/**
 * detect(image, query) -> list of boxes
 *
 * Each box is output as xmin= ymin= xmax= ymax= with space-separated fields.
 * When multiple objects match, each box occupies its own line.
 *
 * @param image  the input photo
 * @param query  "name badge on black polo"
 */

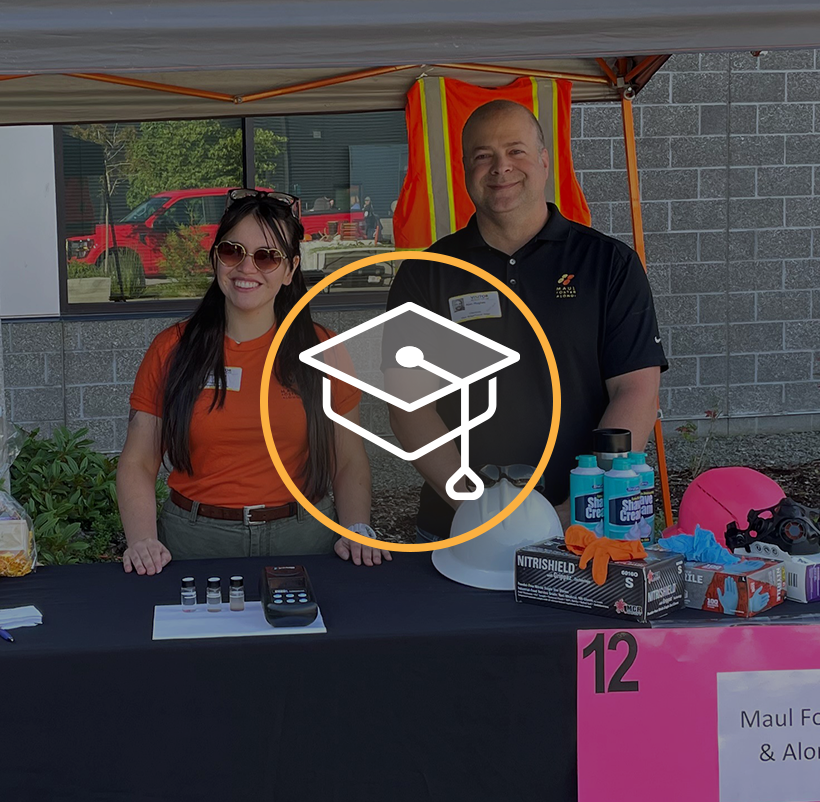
xmin=448 ymin=291 xmax=502 ymax=323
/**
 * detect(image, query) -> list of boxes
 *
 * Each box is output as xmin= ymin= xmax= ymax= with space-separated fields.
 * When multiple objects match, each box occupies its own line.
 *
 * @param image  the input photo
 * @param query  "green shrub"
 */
xmin=9 ymin=426 xmax=167 ymax=565
xmin=67 ymin=259 xmax=107 ymax=279
xmin=157 ymin=225 xmax=213 ymax=297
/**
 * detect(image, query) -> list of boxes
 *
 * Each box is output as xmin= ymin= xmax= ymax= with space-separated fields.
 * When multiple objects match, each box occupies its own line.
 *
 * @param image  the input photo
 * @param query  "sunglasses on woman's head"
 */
xmin=215 ymin=240 xmax=285 ymax=272
xmin=224 ymin=188 xmax=300 ymax=218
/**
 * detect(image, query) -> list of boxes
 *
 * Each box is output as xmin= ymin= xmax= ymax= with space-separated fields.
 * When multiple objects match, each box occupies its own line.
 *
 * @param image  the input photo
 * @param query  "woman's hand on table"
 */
xmin=123 ymin=538 xmax=172 ymax=575
xmin=335 ymin=532 xmax=393 ymax=567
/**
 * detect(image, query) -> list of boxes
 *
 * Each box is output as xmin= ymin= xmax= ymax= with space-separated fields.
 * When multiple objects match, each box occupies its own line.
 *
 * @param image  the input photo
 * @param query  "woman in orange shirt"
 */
xmin=117 ymin=190 xmax=390 ymax=574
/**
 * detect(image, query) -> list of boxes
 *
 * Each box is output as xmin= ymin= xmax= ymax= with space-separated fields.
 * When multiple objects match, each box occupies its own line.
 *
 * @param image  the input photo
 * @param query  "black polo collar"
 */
xmin=460 ymin=202 xmax=572 ymax=250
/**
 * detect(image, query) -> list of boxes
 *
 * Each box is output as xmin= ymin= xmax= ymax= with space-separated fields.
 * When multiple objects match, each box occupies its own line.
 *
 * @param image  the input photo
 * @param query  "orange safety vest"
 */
xmin=394 ymin=76 xmax=590 ymax=250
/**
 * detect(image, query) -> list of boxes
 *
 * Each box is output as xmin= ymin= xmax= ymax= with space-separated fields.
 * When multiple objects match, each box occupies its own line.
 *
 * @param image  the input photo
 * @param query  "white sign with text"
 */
xmin=718 ymin=669 xmax=820 ymax=802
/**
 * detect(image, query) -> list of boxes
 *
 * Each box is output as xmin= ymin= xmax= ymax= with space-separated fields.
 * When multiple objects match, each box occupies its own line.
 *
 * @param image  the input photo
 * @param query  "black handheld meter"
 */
xmin=260 ymin=565 xmax=318 ymax=627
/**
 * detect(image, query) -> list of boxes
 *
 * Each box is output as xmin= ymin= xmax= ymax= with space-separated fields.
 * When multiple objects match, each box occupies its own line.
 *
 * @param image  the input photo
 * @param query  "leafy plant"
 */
xmin=156 ymin=225 xmax=213 ymax=297
xmin=675 ymin=407 xmax=723 ymax=478
xmin=67 ymin=259 xmax=107 ymax=279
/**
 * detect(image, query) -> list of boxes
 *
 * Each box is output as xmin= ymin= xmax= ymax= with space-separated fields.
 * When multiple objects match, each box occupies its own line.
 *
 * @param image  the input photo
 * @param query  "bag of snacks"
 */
xmin=0 ymin=425 xmax=36 ymax=577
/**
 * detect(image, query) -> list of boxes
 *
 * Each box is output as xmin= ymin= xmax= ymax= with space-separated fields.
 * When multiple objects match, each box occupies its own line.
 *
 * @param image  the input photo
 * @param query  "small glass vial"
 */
xmin=181 ymin=576 xmax=197 ymax=612
xmin=229 ymin=576 xmax=245 ymax=611
xmin=206 ymin=577 xmax=222 ymax=612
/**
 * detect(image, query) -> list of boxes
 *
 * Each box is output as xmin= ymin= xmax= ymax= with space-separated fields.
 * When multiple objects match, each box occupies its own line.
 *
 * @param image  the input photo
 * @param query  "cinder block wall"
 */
xmin=2 ymin=49 xmax=819 ymax=451
xmin=572 ymin=49 xmax=820 ymax=436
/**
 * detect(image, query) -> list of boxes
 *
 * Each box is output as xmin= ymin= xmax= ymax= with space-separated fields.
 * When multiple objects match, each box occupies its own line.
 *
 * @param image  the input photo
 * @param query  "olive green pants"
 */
xmin=157 ymin=496 xmax=339 ymax=559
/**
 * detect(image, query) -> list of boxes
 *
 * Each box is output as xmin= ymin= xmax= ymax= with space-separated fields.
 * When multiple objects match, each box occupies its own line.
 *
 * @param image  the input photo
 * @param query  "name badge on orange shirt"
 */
xmin=203 ymin=367 xmax=242 ymax=392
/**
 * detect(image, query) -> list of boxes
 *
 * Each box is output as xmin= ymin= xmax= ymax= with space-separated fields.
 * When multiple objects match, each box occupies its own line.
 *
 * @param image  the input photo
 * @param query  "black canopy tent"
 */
xmin=1 ymin=0 xmax=819 ymax=528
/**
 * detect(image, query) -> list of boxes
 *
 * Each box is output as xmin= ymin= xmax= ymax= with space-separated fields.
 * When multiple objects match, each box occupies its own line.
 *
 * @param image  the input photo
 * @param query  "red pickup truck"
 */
xmin=66 ymin=187 xmax=365 ymax=280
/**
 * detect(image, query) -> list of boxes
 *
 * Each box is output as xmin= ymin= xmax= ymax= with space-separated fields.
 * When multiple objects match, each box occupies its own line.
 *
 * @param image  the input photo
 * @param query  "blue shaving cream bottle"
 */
xmin=603 ymin=457 xmax=642 ymax=539
xmin=629 ymin=451 xmax=656 ymax=543
xmin=570 ymin=455 xmax=604 ymax=531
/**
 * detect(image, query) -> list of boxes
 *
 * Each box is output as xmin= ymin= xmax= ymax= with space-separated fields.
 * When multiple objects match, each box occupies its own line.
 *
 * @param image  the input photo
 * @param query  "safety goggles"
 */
xmin=466 ymin=464 xmax=545 ymax=492
xmin=224 ymin=188 xmax=300 ymax=218
xmin=215 ymin=241 xmax=286 ymax=272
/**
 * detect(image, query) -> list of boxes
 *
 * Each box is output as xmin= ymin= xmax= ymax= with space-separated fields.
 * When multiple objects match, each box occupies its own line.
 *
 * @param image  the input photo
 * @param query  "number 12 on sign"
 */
xmin=581 ymin=631 xmax=640 ymax=693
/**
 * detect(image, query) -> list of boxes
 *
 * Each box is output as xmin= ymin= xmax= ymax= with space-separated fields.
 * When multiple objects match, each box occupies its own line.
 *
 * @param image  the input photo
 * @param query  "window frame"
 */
xmin=55 ymin=116 xmax=396 ymax=317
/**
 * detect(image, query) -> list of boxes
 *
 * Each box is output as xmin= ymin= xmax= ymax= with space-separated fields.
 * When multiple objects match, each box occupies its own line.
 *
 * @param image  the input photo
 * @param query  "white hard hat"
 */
xmin=432 ymin=479 xmax=562 ymax=590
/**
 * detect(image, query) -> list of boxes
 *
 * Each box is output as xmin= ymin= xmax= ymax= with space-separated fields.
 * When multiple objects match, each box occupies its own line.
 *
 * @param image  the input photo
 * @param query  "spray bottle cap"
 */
xmin=611 ymin=457 xmax=632 ymax=471
xmin=576 ymin=455 xmax=598 ymax=468
xmin=629 ymin=452 xmax=647 ymax=464
xmin=592 ymin=428 xmax=632 ymax=454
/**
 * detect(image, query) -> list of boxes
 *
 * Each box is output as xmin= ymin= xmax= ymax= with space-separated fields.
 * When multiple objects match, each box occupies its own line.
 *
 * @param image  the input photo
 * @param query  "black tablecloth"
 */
xmin=0 ymin=554 xmax=811 ymax=802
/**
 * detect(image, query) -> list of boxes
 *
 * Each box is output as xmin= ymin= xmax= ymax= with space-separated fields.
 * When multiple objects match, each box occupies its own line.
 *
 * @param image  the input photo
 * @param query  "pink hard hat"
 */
xmin=662 ymin=467 xmax=785 ymax=547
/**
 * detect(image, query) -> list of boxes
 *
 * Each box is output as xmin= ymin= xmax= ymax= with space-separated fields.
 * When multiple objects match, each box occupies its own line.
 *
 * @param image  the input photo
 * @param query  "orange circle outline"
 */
xmin=260 ymin=251 xmax=561 ymax=552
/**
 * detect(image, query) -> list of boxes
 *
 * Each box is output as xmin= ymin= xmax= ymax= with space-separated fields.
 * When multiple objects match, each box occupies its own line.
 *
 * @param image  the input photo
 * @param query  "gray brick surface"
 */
xmin=640 ymin=169 xmax=698 ymax=201
xmin=730 ymin=52 xmax=760 ymax=71
xmin=671 ymin=325 xmax=726 ymax=357
xmin=729 ymin=322 xmax=784 ymax=353
xmin=758 ymin=352 xmax=812 ymax=382
xmin=727 ymin=385 xmax=784 ymax=415
xmin=757 ymin=166 xmax=813 ymax=197
xmin=756 ymin=290 xmax=812 ymax=321
xmin=645 ymin=232 xmax=699 ymax=264
xmin=82 ymin=384 xmax=133 ymax=418
xmin=642 ymin=106 xmax=699 ymax=137
xmin=660 ymin=356 xmax=697 ymax=388
xmin=79 ymin=320 xmax=145 ymax=351
xmin=671 ymin=200 xmax=727 ymax=231
xmin=66 ymin=418 xmax=116 ymax=453
xmin=673 ymin=73 xmax=728 ymax=104
xmin=45 ymin=353 xmax=64 ymax=385
xmin=668 ymin=386 xmax=729 ymax=417
xmin=632 ymin=137 xmax=671 ymax=169
xmin=571 ymin=138 xmax=611 ymax=171
xmin=758 ymin=50 xmax=815 ymax=70
xmin=8 ymin=322 xmax=62 ymax=353
xmin=646 ymin=264 xmax=670 ymax=295
xmin=784 ymin=259 xmax=820 ymax=290
xmin=582 ymin=106 xmax=621 ymax=138
xmin=699 ymin=168 xmax=727 ymax=199
xmin=731 ymin=168 xmax=757 ymax=198
xmin=701 ymin=231 xmax=757 ymax=262
xmin=786 ymin=135 xmax=820 ymax=165
xmin=586 ymin=203 xmax=611 ymax=234
xmin=13 ymin=388 xmax=63 ymax=421
xmin=758 ymin=104 xmax=814 ymax=135
xmin=143 ymin=316 xmax=181 ymax=345
xmin=699 ymin=106 xmax=727 ymax=136
xmin=64 ymin=351 xmax=115 ymax=385
xmin=579 ymin=170 xmax=628 ymax=203
xmin=699 ymin=293 xmax=756 ymax=324
xmin=785 ymin=321 xmax=820 ymax=350
xmin=666 ymin=54 xmax=700 ymax=72
xmin=65 ymin=387 xmax=81 ymax=419
xmin=114 ymin=350 xmax=145 ymax=386
xmin=729 ymin=198 xmax=784 ymax=229
xmin=731 ymin=72 xmax=786 ymax=103
xmin=786 ymin=72 xmax=820 ymax=102
xmin=700 ymin=53 xmax=730 ymax=71
xmin=672 ymin=137 xmax=728 ymax=168
xmin=3 ymin=354 xmax=46 ymax=387
xmin=655 ymin=294 xmax=698 ymax=327
xmin=611 ymin=201 xmax=668 ymax=234
xmin=672 ymin=263 xmax=727 ymax=295
xmin=635 ymin=73 xmax=671 ymax=104
xmin=699 ymin=354 xmax=756 ymax=385
xmin=730 ymin=136 xmax=785 ymax=167
xmin=784 ymin=382 xmax=820 ymax=413
xmin=786 ymin=197 xmax=820 ymax=228
xmin=756 ymin=228 xmax=813 ymax=260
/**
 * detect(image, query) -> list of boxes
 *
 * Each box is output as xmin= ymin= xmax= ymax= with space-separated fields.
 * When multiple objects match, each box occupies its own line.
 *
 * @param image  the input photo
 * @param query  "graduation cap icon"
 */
xmin=299 ymin=302 xmax=519 ymax=500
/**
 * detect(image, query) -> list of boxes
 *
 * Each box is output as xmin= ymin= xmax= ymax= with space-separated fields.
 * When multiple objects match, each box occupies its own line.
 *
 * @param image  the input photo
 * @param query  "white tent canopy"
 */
xmin=1 ymin=0 xmax=819 ymax=123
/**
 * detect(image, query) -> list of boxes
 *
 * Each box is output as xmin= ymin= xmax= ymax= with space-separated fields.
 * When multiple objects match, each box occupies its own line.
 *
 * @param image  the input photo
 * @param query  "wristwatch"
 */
xmin=347 ymin=522 xmax=378 ymax=541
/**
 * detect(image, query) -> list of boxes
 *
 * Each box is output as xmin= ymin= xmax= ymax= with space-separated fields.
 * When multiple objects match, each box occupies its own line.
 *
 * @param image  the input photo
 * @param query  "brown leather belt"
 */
xmin=170 ymin=489 xmax=297 ymax=525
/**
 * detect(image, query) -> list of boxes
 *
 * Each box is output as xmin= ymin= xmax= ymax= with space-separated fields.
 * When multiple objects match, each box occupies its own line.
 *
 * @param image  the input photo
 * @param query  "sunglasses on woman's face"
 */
xmin=215 ymin=240 xmax=285 ymax=272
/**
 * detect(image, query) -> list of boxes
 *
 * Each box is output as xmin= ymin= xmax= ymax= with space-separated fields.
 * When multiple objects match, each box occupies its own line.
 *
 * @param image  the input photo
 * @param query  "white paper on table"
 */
xmin=0 ymin=605 xmax=43 ymax=630
xmin=152 ymin=601 xmax=326 ymax=640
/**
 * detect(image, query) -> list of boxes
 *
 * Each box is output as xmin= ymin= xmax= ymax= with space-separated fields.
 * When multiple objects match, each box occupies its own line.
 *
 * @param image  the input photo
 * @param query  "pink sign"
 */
xmin=577 ymin=625 xmax=820 ymax=802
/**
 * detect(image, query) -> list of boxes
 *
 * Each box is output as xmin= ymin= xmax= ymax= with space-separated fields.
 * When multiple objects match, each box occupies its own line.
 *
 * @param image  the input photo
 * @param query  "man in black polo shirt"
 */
xmin=384 ymin=99 xmax=667 ymax=541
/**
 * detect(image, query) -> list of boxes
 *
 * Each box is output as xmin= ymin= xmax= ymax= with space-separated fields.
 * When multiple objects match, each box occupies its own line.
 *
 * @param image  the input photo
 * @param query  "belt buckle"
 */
xmin=243 ymin=504 xmax=265 ymax=526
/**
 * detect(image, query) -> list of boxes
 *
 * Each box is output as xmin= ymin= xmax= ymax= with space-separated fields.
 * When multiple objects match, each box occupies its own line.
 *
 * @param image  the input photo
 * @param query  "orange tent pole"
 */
xmin=620 ymin=89 xmax=674 ymax=529
xmin=66 ymin=73 xmax=235 ymax=102
xmin=595 ymin=58 xmax=618 ymax=86
xmin=0 ymin=74 xmax=32 ymax=82
xmin=437 ymin=62 xmax=610 ymax=85
xmin=240 ymin=64 xmax=418 ymax=103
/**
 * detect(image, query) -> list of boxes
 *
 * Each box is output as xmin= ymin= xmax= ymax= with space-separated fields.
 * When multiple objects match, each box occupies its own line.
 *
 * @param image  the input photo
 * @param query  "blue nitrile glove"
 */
xmin=723 ymin=559 xmax=766 ymax=574
xmin=717 ymin=577 xmax=739 ymax=615
xmin=657 ymin=534 xmax=695 ymax=557
xmin=749 ymin=586 xmax=771 ymax=613
xmin=693 ymin=525 xmax=741 ymax=565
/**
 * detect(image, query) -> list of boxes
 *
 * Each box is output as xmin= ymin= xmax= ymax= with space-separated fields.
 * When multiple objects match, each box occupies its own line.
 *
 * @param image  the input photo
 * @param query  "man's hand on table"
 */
xmin=123 ymin=538 xmax=172 ymax=575
xmin=334 ymin=536 xmax=393 ymax=567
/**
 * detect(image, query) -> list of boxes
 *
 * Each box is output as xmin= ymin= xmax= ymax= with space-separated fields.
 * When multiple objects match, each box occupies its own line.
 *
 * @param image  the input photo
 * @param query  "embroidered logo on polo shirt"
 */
xmin=555 ymin=274 xmax=577 ymax=299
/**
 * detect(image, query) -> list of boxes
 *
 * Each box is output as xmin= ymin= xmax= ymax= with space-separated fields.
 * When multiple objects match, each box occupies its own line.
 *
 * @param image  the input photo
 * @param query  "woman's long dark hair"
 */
xmin=160 ymin=196 xmax=335 ymax=501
